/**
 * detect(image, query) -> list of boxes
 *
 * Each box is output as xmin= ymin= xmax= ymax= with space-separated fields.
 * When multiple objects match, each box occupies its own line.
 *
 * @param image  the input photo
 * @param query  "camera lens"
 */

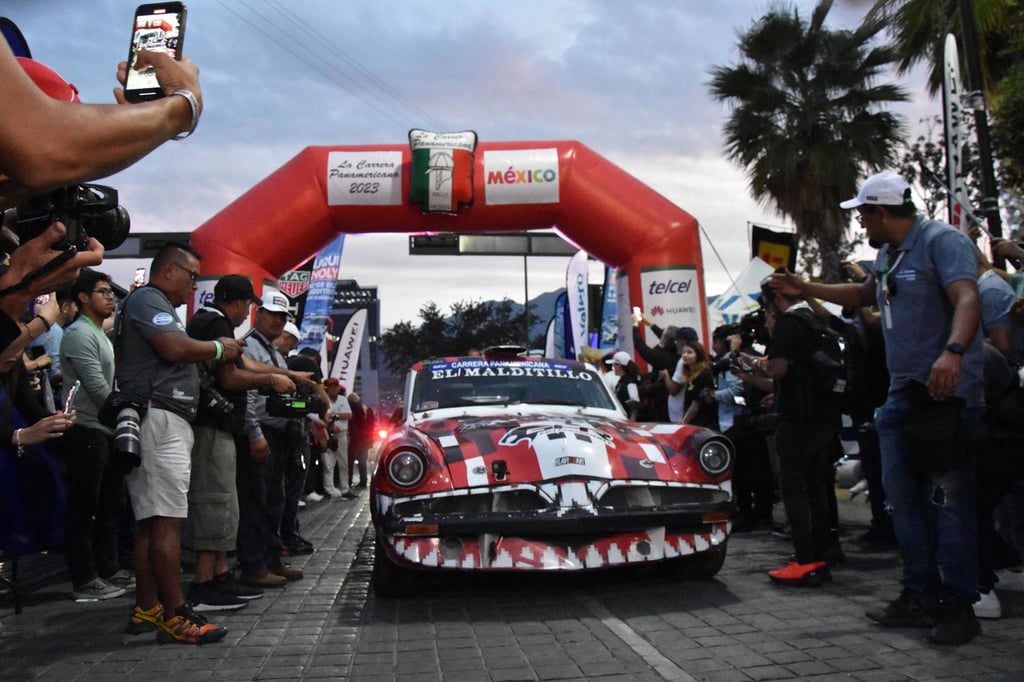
xmin=114 ymin=407 xmax=142 ymax=457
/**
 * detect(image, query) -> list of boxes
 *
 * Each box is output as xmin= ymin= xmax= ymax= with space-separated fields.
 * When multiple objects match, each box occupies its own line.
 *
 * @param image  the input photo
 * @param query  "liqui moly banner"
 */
xmin=298 ymin=235 xmax=345 ymax=351
xmin=639 ymin=265 xmax=703 ymax=342
xmin=330 ymin=309 xmax=367 ymax=392
xmin=599 ymin=265 xmax=619 ymax=351
xmin=566 ymin=250 xmax=589 ymax=360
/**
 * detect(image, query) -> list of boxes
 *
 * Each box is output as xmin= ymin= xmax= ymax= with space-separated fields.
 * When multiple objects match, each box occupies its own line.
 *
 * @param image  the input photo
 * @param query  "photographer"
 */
xmin=115 ymin=242 xmax=241 ymax=645
xmin=237 ymin=293 xmax=307 ymax=589
xmin=0 ymin=43 xmax=203 ymax=360
xmin=184 ymin=276 xmax=296 ymax=613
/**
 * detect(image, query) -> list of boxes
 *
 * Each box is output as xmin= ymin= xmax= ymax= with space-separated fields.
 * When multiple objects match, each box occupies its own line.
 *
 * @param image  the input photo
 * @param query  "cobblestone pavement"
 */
xmin=2 ymin=490 xmax=1023 ymax=681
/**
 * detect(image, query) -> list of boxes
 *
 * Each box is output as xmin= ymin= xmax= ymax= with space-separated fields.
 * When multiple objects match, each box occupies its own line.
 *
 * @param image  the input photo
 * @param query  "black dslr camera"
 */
xmin=12 ymin=183 xmax=130 ymax=252
xmin=267 ymin=391 xmax=322 ymax=419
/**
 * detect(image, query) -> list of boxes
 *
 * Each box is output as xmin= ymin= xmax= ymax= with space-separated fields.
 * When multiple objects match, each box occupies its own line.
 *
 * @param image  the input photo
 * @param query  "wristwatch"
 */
xmin=944 ymin=342 xmax=965 ymax=356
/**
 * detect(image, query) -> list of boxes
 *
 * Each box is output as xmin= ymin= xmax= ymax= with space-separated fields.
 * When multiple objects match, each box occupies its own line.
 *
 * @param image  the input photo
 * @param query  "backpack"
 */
xmin=784 ymin=307 xmax=868 ymax=415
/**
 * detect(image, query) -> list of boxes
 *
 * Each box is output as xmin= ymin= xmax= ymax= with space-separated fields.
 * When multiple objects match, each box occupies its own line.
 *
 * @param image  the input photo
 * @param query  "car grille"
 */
xmin=391 ymin=482 xmax=729 ymax=517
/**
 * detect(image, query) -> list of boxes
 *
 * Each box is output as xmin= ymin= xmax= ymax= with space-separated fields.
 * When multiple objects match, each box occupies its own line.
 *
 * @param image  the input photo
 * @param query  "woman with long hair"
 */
xmin=676 ymin=340 xmax=719 ymax=430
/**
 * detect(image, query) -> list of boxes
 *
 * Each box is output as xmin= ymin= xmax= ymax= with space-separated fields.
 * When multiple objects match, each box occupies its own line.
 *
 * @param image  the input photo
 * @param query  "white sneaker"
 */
xmin=71 ymin=577 xmax=126 ymax=601
xmin=995 ymin=568 xmax=1024 ymax=591
xmin=298 ymin=499 xmax=307 ymax=508
xmin=973 ymin=589 xmax=1002 ymax=619
xmin=324 ymin=488 xmax=343 ymax=498
xmin=305 ymin=491 xmax=325 ymax=502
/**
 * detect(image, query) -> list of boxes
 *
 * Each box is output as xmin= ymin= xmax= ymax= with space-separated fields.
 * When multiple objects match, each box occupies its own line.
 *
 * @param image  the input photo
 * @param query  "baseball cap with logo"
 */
xmin=839 ymin=170 xmax=912 ymax=209
xmin=259 ymin=291 xmax=290 ymax=314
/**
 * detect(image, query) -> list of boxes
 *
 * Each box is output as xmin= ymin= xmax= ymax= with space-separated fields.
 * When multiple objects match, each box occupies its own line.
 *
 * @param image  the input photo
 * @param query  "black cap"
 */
xmin=674 ymin=326 xmax=698 ymax=342
xmin=214 ymin=275 xmax=261 ymax=304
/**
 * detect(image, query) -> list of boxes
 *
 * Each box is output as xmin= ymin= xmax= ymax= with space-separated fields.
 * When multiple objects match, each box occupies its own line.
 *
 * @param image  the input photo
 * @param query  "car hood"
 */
xmin=412 ymin=412 xmax=698 ymax=486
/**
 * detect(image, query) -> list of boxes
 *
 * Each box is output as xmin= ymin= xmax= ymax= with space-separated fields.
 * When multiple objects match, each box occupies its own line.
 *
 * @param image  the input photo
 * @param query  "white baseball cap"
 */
xmin=839 ymin=170 xmax=912 ymax=209
xmin=605 ymin=350 xmax=632 ymax=366
xmin=282 ymin=321 xmax=301 ymax=341
xmin=259 ymin=291 xmax=290 ymax=314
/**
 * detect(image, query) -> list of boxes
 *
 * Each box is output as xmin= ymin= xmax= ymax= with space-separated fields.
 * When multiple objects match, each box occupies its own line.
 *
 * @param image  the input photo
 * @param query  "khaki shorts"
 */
xmin=126 ymin=408 xmax=194 ymax=520
xmin=188 ymin=425 xmax=239 ymax=551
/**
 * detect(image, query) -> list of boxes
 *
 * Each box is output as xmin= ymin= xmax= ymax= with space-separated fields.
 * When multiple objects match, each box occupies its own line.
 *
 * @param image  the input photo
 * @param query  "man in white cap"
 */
xmin=769 ymin=170 xmax=984 ymax=645
xmin=236 ymin=292 xmax=305 ymax=588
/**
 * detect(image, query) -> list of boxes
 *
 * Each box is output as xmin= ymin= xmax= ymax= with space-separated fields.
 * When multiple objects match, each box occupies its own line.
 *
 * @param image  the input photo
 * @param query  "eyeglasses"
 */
xmin=92 ymin=288 xmax=115 ymax=298
xmin=855 ymin=206 xmax=877 ymax=225
xmin=171 ymin=262 xmax=200 ymax=284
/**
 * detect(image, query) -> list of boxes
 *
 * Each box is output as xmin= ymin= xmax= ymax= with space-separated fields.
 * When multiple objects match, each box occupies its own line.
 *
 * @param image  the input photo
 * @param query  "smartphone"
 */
xmin=133 ymin=267 xmax=147 ymax=286
xmin=124 ymin=3 xmax=187 ymax=103
xmin=65 ymin=380 xmax=82 ymax=412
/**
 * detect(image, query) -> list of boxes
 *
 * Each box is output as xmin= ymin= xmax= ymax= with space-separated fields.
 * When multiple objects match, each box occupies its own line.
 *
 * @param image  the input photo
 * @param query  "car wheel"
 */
xmin=664 ymin=541 xmax=727 ymax=580
xmin=372 ymin=535 xmax=419 ymax=597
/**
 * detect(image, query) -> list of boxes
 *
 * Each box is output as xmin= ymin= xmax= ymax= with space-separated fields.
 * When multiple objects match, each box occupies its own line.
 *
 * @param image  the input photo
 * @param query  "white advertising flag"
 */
xmin=566 ymin=250 xmax=589 ymax=359
xmin=330 ymin=309 xmax=368 ymax=392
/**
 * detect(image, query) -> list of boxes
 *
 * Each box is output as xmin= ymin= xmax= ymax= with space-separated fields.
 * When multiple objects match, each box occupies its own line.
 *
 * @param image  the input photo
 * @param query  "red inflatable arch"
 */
xmin=191 ymin=140 xmax=708 ymax=349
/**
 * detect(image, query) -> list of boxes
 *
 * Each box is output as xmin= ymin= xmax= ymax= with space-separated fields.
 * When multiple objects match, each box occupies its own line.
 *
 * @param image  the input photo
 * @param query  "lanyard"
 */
xmin=879 ymin=249 xmax=905 ymax=330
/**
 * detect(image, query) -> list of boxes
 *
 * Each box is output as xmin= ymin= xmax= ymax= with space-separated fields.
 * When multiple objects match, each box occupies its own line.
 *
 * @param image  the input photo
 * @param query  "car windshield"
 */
xmin=411 ymin=358 xmax=618 ymax=412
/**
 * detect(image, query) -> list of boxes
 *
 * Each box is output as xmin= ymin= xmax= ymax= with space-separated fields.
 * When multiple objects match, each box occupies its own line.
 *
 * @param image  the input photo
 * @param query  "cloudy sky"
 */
xmin=6 ymin=0 xmax=931 ymax=329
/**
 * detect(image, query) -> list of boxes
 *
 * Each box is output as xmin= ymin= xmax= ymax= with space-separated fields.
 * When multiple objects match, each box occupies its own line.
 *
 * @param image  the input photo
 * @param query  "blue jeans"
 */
xmin=875 ymin=389 xmax=980 ymax=599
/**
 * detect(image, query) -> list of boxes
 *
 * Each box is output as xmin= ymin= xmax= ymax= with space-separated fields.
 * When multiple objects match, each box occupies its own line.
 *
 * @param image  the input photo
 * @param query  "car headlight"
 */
xmin=698 ymin=437 xmax=733 ymax=476
xmin=386 ymin=448 xmax=427 ymax=488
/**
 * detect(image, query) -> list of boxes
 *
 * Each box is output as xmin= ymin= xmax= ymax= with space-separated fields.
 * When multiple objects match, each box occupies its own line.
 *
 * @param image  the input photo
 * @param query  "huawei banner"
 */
xmin=330 ymin=308 xmax=368 ymax=392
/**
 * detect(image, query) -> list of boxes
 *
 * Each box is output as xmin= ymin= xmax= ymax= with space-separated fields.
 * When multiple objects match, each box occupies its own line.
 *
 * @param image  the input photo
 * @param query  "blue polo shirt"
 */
xmin=873 ymin=215 xmax=984 ymax=407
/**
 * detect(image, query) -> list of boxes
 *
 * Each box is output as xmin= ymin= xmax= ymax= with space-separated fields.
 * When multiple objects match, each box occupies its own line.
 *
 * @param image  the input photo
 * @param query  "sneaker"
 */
xmin=186 ymin=581 xmax=248 ymax=613
xmin=298 ymin=499 xmax=307 ymax=508
xmin=324 ymin=488 xmax=343 ymax=498
xmin=215 ymin=572 xmax=263 ymax=601
xmin=768 ymin=560 xmax=829 ymax=587
xmin=995 ymin=567 xmax=1024 ymax=591
xmin=305 ymin=491 xmax=325 ymax=502
xmin=106 ymin=569 xmax=136 ymax=590
xmin=341 ymin=490 xmax=359 ymax=499
xmin=866 ymin=589 xmax=937 ymax=627
xmin=71 ymin=577 xmax=126 ymax=601
xmin=771 ymin=523 xmax=791 ymax=540
xmin=928 ymin=590 xmax=982 ymax=645
xmin=973 ymin=589 xmax=1002 ymax=620
xmin=157 ymin=604 xmax=228 ymax=645
xmin=125 ymin=602 xmax=164 ymax=634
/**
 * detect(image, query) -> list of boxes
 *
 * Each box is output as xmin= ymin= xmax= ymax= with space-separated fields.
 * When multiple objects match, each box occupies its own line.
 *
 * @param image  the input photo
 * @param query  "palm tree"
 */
xmin=708 ymin=0 xmax=908 ymax=282
xmin=864 ymin=0 xmax=1015 ymax=96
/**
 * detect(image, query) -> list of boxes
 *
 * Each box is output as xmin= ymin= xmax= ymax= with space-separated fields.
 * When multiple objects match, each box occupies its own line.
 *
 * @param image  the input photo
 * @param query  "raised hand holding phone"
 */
xmin=124 ymin=3 xmax=187 ymax=103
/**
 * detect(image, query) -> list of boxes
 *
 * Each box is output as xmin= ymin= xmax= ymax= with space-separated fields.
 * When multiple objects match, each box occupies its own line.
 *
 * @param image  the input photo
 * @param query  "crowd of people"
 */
xmin=599 ymin=171 xmax=1024 ymax=647
xmin=0 ymin=37 xmax=385 ymax=645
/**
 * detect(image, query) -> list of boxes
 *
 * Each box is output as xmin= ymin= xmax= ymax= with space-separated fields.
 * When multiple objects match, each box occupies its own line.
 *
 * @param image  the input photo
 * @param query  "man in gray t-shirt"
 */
xmin=114 ymin=242 xmax=242 ymax=644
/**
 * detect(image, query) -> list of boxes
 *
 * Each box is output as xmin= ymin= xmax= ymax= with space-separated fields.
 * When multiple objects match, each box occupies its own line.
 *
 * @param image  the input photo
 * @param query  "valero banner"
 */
xmin=751 ymin=225 xmax=797 ymax=272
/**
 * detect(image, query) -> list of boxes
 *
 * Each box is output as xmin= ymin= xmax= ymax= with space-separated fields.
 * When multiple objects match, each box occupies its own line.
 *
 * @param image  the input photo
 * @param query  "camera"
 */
xmin=12 ymin=183 xmax=130 ymax=252
xmin=114 ymin=406 xmax=142 ymax=465
xmin=267 ymin=391 xmax=322 ymax=419
xmin=199 ymin=370 xmax=236 ymax=419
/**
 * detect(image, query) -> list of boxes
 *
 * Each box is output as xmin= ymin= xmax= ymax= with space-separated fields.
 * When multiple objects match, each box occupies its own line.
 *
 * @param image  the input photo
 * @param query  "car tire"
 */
xmin=372 ymin=535 xmax=419 ymax=597
xmin=663 ymin=541 xmax=727 ymax=580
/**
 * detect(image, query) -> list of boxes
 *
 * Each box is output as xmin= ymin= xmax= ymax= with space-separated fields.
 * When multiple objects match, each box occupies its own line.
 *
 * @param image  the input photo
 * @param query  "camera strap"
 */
xmin=250 ymin=330 xmax=282 ymax=368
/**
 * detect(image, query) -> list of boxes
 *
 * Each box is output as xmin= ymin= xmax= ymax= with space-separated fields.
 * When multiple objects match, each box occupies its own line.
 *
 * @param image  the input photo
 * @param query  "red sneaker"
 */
xmin=768 ymin=560 xmax=829 ymax=586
